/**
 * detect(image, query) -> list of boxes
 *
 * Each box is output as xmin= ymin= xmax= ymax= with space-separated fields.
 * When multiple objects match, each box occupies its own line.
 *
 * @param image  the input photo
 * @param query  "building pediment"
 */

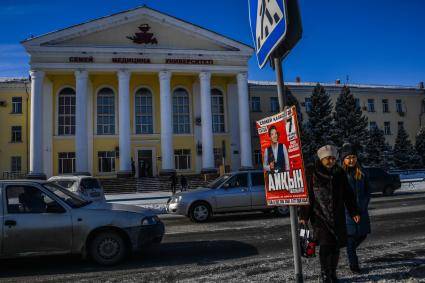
xmin=22 ymin=6 xmax=253 ymax=56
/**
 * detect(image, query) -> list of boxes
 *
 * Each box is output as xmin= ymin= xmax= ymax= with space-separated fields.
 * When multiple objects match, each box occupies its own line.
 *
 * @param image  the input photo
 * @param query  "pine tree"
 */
xmin=393 ymin=125 xmax=421 ymax=169
xmin=303 ymin=83 xmax=334 ymax=163
xmin=333 ymin=86 xmax=369 ymax=148
xmin=363 ymin=126 xmax=393 ymax=169
xmin=415 ymin=127 xmax=425 ymax=168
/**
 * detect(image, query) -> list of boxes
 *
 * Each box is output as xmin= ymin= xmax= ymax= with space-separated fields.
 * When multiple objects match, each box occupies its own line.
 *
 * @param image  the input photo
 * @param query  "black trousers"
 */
xmin=319 ymin=244 xmax=340 ymax=272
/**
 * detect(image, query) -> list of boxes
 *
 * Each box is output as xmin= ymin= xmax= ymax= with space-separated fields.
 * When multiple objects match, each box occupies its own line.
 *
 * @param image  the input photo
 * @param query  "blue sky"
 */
xmin=0 ymin=0 xmax=424 ymax=86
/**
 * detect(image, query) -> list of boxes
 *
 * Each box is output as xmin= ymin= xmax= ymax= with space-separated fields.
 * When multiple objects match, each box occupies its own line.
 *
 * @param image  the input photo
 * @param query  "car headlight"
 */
xmin=142 ymin=215 xmax=160 ymax=226
xmin=169 ymin=195 xmax=182 ymax=204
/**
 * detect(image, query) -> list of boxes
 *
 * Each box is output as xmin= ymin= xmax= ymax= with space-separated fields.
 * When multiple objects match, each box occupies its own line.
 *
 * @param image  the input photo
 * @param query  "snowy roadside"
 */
xmin=104 ymin=181 xmax=425 ymax=216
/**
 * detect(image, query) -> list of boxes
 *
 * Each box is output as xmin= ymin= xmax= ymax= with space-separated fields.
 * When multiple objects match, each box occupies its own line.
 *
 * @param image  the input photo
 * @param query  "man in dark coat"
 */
xmin=299 ymin=145 xmax=360 ymax=283
xmin=263 ymin=126 xmax=290 ymax=172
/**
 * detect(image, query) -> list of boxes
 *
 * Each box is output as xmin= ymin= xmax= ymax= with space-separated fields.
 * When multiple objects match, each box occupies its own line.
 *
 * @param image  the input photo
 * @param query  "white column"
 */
xmin=75 ymin=70 xmax=89 ymax=174
xmin=159 ymin=70 xmax=174 ymax=174
xmin=199 ymin=72 xmax=215 ymax=172
xmin=42 ymin=79 xmax=53 ymax=178
xmin=118 ymin=69 xmax=132 ymax=176
xmin=237 ymin=72 xmax=253 ymax=169
xmin=28 ymin=70 xmax=45 ymax=179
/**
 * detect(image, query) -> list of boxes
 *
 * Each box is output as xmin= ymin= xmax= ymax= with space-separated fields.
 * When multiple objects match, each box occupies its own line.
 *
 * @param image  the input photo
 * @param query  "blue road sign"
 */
xmin=249 ymin=0 xmax=288 ymax=69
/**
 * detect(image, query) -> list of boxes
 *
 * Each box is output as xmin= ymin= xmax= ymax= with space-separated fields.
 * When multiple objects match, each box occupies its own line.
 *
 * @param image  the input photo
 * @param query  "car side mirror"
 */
xmin=46 ymin=202 xmax=66 ymax=213
xmin=222 ymin=183 xmax=230 ymax=190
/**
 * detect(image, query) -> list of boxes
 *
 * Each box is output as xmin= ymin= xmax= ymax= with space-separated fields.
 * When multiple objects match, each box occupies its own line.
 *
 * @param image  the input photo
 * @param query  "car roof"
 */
xmin=0 ymin=179 xmax=48 ymax=185
xmin=48 ymin=175 xmax=95 ymax=181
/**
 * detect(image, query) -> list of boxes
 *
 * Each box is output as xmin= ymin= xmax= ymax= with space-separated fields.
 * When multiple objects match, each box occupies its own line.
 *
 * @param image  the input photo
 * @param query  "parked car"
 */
xmin=363 ymin=167 xmax=401 ymax=196
xmin=0 ymin=180 xmax=164 ymax=265
xmin=166 ymin=170 xmax=289 ymax=222
xmin=48 ymin=175 xmax=105 ymax=202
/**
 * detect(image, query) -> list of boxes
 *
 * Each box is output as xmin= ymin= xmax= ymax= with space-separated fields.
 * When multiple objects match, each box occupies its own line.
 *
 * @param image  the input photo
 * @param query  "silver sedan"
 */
xmin=0 ymin=180 xmax=164 ymax=265
xmin=166 ymin=170 xmax=289 ymax=222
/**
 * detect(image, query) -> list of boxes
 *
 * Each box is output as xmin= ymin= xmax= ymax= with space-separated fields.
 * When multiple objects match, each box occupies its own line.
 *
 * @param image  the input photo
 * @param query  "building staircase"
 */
xmin=100 ymin=173 xmax=219 ymax=194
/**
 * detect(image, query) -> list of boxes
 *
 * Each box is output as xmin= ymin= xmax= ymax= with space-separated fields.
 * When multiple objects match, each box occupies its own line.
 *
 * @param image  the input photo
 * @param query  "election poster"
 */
xmin=256 ymin=106 xmax=309 ymax=206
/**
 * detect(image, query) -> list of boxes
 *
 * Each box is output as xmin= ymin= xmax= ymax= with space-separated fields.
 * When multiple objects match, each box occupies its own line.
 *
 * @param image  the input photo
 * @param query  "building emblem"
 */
xmin=127 ymin=24 xmax=158 ymax=44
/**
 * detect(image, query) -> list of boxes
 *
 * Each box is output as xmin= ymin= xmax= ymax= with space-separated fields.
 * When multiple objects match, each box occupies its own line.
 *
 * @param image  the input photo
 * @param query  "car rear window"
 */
xmin=80 ymin=178 xmax=102 ymax=190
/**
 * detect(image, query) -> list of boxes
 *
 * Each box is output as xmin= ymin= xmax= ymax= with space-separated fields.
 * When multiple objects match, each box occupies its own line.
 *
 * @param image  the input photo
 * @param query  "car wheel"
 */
xmin=89 ymin=231 xmax=128 ymax=265
xmin=383 ymin=186 xmax=394 ymax=196
xmin=189 ymin=202 xmax=211 ymax=223
xmin=274 ymin=206 xmax=290 ymax=217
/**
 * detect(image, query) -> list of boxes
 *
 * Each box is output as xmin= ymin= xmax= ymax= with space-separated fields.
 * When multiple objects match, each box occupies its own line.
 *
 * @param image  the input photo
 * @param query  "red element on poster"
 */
xmin=256 ymin=106 xmax=309 ymax=206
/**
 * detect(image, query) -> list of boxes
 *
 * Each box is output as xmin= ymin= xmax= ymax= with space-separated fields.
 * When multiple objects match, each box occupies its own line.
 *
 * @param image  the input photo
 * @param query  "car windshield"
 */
xmin=43 ymin=182 xmax=91 ymax=208
xmin=206 ymin=174 xmax=232 ymax=189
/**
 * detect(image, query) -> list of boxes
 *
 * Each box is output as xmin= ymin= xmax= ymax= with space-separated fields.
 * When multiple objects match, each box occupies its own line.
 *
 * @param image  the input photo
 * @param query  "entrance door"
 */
xmin=138 ymin=150 xmax=153 ymax=178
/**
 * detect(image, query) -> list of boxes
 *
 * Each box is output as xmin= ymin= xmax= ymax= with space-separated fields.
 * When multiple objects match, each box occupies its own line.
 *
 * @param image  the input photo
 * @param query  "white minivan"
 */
xmin=48 ymin=175 xmax=106 ymax=202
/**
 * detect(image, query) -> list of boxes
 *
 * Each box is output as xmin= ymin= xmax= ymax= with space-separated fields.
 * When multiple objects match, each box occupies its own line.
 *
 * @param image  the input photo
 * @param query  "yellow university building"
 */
xmin=1 ymin=6 xmax=425 ymax=179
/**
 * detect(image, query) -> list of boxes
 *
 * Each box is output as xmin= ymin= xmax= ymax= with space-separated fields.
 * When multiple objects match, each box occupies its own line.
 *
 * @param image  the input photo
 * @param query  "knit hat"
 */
xmin=340 ymin=143 xmax=357 ymax=161
xmin=317 ymin=145 xmax=338 ymax=160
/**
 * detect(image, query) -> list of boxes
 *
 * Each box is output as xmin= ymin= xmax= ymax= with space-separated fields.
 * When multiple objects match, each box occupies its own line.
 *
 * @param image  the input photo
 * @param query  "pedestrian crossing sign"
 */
xmin=249 ymin=0 xmax=288 ymax=68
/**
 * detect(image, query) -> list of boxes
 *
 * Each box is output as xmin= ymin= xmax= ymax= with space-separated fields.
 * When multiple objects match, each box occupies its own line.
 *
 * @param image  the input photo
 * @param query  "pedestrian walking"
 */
xmin=180 ymin=175 xmax=188 ymax=192
xmin=340 ymin=143 xmax=371 ymax=274
xmin=170 ymin=173 xmax=177 ymax=195
xmin=299 ymin=144 xmax=360 ymax=283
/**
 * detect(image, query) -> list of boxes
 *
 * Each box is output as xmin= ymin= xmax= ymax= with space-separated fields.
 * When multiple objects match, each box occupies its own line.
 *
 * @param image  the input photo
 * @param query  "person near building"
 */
xmin=170 ymin=173 xmax=178 ymax=195
xmin=180 ymin=175 xmax=188 ymax=192
xmin=340 ymin=143 xmax=371 ymax=274
xmin=299 ymin=144 xmax=360 ymax=282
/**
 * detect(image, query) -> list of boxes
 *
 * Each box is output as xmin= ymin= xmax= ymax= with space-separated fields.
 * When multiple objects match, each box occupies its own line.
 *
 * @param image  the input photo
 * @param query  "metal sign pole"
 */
xmin=273 ymin=56 xmax=303 ymax=283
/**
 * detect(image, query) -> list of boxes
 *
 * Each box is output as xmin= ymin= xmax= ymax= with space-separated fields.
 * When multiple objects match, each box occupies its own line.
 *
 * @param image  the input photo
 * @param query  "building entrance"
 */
xmin=137 ymin=150 xmax=153 ymax=178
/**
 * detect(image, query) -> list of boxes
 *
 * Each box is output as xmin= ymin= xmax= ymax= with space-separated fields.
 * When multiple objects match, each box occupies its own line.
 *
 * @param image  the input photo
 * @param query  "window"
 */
xmin=396 ymin=99 xmax=403 ymax=113
xmin=251 ymin=96 xmax=261 ymax=112
xmin=354 ymin=98 xmax=360 ymax=109
xmin=398 ymin=121 xmax=404 ymax=129
xmin=174 ymin=149 xmax=191 ymax=170
xmin=6 ymin=185 xmax=61 ymax=214
xmin=251 ymin=172 xmax=265 ymax=186
xmin=224 ymin=173 xmax=248 ymax=188
xmin=382 ymin=99 xmax=389 ymax=113
xmin=367 ymin=99 xmax=375 ymax=112
xmin=305 ymin=97 xmax=312 ymax=112
xmin=11 ymin=156 xmax=21 ymax=173
xmin=98 ymin=151 xmax=116 ymax=173
xmin=173 ymin=88 xmax=190 ymax=134
xmin=384 ymin=122 xmax=391 ymax=135
xmin=12 ymin=97 xmax=22 ymax=113
xmin=58 ymin=87 xmax=76 ymax=136
xmin=211 ymin=88 xmax=225 ymax=133
xmin=270 ymin=97 xmax=279 ymax=113
xmin=369 ymin=121 xmax=377 ymax=131
xmin=11 ymin=126 xmax=22 ymax=142
xmin=97 ymin=87 xmax=115 ymax=135
xmin=135 ymin=88 xmax=153 ymax=134
xmin=58 ymin=152 xmax=75 ymax=174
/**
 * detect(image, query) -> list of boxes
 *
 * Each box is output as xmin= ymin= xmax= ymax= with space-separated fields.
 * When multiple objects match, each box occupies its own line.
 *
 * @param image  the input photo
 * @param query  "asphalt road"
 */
xmin=1 ymin=193 xmax=425 ymax=282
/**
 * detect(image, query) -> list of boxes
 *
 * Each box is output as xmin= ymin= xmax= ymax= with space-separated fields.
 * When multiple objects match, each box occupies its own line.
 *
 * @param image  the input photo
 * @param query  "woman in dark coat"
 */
xmin=299 ymin=145 xmax=360 ymax=283
xmin=340 ymin=143 xmax=371 ymax=274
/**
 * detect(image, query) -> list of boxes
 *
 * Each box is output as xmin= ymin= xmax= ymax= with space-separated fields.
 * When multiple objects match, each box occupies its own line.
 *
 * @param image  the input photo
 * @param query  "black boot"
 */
xmin=320 ymin=271 xmax=331 ymax=283
xmin=349 ymin=263 xmax=361 ymax=274
xmin=329 ymin=269 xmax=339 ymax=283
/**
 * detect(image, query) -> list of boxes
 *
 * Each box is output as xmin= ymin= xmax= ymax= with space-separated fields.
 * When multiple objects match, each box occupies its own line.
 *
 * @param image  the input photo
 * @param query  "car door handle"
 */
xmin=4 ymin=220 xmax=16 ymax=227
